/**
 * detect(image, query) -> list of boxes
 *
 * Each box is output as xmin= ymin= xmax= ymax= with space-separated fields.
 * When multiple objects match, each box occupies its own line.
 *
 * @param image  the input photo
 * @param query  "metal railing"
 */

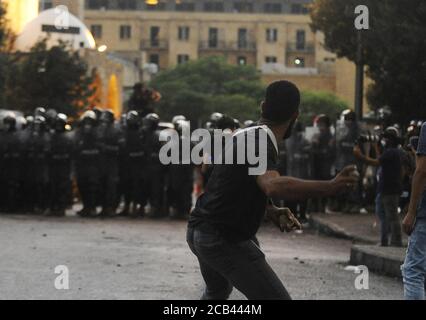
xmin=286 ymin=41 xmax=315 ymax=53
xmin=199 ymin=40 xmax=256 ymax=51
xmin=140 ymin=39 xmax=169 ymax=50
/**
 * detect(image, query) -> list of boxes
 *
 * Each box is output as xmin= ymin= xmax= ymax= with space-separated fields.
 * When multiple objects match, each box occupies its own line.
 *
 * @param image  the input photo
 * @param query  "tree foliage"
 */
xmin=310 ymin=0 xmax=426 ymax=124
xmin=150 ymin=56 xmax=265 ymax=125
xmin=0 ymin=1 xmax=13 ymax=108
xmin=5 ymin=40 xmax=94 ymax=116
xmin=299 ymin=90 xmax=348 ymax=126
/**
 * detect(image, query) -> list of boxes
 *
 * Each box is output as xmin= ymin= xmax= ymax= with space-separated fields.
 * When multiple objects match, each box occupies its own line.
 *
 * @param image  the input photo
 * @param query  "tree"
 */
xmin=310 ymin=0 xmax=426 ymax=124
xmin=5 ymin=39 xmax=94 ymax=116
xmin=149 ymin=56 xmax=265 ymax=125
xmin=0 ymin=1 xmax=14 ymax=109
xmin=299 ymin=90 xmax=348 ymax=126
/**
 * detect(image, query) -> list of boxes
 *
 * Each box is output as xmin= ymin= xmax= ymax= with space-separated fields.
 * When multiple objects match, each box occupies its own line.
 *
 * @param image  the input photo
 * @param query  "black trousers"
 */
xmin=187 ymin=226 xmax=291 ymax=300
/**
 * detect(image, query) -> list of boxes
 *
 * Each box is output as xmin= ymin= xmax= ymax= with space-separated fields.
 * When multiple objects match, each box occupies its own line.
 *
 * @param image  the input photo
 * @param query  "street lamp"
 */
xmin=354 ymin=31 xmax=364 ymax=121
xmin=98 ymin=45 xmax=108 ymax=53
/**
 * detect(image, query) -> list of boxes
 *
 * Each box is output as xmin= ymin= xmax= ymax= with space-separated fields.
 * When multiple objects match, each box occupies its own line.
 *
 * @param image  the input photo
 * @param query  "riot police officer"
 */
xmin=142 ymin=113 xmax=166 ymax=218
xmin=75 ymin=111 xmax=102 ymax=217
xmin=98 ymin=109 xmax=123 ymax=217
xmin=0 ymin=114 xmax=22 ymax=213
xmin=311 ymin=115 xmax=335 ymax=213
xmin=34 ymin=107 xmax=47 ymax=118
xmin=23 ymin=115 xmax=50 ymax=214
xmin=48 ymin=113 xmax=74 ymax=216
xmin=284 ymin=122 xmax=311 ymax=221
xmin=120 ymin=111 xmax=146 ymax=217
xmin=334 ymin=109 xmax=360 ymax=213
xmin=168 ymin=119 xmax=194 ymax=219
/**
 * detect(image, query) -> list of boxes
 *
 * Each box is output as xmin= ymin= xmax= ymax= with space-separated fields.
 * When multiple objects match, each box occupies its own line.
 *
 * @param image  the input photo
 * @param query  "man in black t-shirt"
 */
xmin=187 ymin=81 xmax=359 ymax=300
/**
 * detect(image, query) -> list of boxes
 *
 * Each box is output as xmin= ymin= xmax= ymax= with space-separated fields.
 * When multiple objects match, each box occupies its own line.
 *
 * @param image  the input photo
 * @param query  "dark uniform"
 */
xmin=75 ymin=111 xmax=102 ymax=217
xmin=141 ymin=113 xmax=165 ymax=217
xmin=168 ymin=120 xmax=194 ymax=219
xmin=120 ymin=111 xmax=146 ymax=216
xmin=0 ymin=114 xmax=22 ymax=213
xmin=98 ymin=110 xmax=123 ymax=217
xmin=334 ymin=110 xmax=360 ymax=212
xmin=48 ymin=114 xmax=74 ymax=216
xmin=284 ymin=122 xmax=311 ymax=220
xmin=24 ymin=116 xmax=50 ymax=214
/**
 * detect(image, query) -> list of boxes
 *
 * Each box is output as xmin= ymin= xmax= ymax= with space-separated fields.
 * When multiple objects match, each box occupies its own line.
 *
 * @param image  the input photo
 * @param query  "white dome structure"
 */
xmin=15 ymin=8 xmax=96 ymax=52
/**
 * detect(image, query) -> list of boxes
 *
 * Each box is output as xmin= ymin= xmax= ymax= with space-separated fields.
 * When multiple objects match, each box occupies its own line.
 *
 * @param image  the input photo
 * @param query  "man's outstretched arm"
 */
xmin=257 ymin=166 xmax=359 ymax=201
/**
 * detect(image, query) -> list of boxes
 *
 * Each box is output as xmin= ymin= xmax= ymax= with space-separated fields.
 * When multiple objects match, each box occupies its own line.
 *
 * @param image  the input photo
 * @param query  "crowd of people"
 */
xmin=0 ymin=102 xmax=423 ymax=249
xmin=0 ymin=107 xmax=194 ymax=219
xmin=276 ymin=108 xmax=422 ymax=247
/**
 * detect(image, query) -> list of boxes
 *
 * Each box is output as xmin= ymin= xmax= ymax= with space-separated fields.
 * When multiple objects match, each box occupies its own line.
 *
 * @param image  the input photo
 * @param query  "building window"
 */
xmin=265 ymin=56 xmax=277 ymax=63
xmin=291 ymin=3 xmax=309 ymax=14
xmin=208 ymin=28 xmax=218 ymax=48
xmin=91 ymin=25 xmax=103 ymax=39
xmin=177 ymin=54 xmax=190 ymax=64
xmin=176 ymin=2 xmax=195 ymax=11
xmin=149 ymin=54 xmax=160 ymax=66
xmin=238 ymin=28 xmax=248 ymax=48
xmin=266 ymin=28 xmax=278 ymax=42
xmin=204 ymin=2 xmax=224 ymax=12
xmin=117 ymin=0 xmax=137 ymax=10
xmin=294 ymin=57 xmax=305 ymax=67
xmin=237 ymin=56 xmax=247 ymax=66
xmin=234 ymin=2 xmax=253 ymax=13
xmin=150 ymin=26 xmax=160 ymax=47
xmin=86 ymin=0 xmax=110 ymax=10
xmin=39 ymin=0 xmax=53 ymax=11
xmin=264 ymin=3 xmax=282 ymax=13
xmin=120 ymin=25 xmax=132 ymax=40
xmin=178 ymin=26 xmax=190 ymax=41
xmin=296 ymin=30 xmax=306 ymax=50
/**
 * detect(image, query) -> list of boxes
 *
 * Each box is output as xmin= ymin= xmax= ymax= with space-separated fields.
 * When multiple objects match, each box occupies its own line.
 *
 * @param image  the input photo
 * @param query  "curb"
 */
xmin=309 ymin=215 xmax=376 ymax=245
xmin=350 ymin=245 xmax=405 ymax=278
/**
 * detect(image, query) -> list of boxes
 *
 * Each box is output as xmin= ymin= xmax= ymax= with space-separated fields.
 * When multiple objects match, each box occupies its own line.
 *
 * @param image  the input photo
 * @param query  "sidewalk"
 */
xmin=309 ymin=212 xmax=407 ymax=278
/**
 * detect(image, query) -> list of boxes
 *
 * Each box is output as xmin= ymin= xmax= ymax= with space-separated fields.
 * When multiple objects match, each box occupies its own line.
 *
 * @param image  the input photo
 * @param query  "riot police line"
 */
xmin=0 ymin=107 xmax=198 ymax=219
xmin=0 ymin=106 xmax=422 ymax=225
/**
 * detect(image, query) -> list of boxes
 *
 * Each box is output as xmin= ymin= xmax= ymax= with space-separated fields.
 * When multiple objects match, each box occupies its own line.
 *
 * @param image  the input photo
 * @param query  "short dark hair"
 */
xmin=262 ymin=80 xmax=300 ymax=123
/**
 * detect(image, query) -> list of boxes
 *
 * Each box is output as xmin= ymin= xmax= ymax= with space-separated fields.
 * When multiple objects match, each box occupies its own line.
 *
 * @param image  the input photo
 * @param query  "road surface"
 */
xmin=0 ymin=214 xmax=403 ymax=300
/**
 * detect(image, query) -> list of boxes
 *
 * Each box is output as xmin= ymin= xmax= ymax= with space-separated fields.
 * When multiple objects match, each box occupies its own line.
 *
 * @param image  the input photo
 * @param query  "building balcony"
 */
xmin=140 ymin=39 xmax=169 ymax=50
xmin=286 ymin=41 xmax=315 ymax=53
xmin=199 ymin=40 xmax=256 ymax=52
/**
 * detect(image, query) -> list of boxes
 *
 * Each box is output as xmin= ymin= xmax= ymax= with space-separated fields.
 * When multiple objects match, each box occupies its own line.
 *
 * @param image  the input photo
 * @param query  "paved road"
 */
xmin=0 ymin=214 xmax=403 ymax=300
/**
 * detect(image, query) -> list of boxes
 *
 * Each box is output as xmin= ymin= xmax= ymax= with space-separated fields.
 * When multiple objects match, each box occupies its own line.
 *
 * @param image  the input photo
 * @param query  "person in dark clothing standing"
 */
xmin=142 ymin=113 xmax=166 ymax=218
xmin=311 ymin=115 xmax=335 ymax=213
xmin=0 ymin=114 xmax=22 ymax=213
xmin=285 ymin=121 xmax=311 ymax=222
xmin=354 ymin=126 xmax=404 ymax=247
xmin=120 ymin=111 xmax=147 ymax=217
xmin=75 ymin=111 xmax=102 ymax=217
xmin=98 ymin=110 xmax=123 ymax=217
xmin=24 ymin=115 xmax=50 ymax=214
xmin=48 ymin=113 xmax=74 ymax=217
xmin=168 ymin=119 xmax=194 ymax=219
xmin=187 ymin=81 xmax=359 ymax=300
